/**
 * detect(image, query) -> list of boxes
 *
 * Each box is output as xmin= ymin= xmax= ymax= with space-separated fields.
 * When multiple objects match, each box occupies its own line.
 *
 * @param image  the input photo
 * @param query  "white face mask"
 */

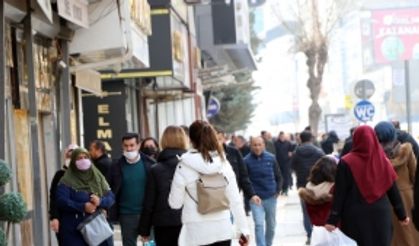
xmin=64 ymin=159 xmax=71 ymax=168
xmin=123 ymin=151 xmax=139 ymax=161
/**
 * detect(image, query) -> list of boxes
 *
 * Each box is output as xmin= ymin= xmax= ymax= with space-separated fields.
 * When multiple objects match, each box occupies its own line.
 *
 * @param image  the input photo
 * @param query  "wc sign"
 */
xmin=354 ymin=100 xmax=375 ymax=122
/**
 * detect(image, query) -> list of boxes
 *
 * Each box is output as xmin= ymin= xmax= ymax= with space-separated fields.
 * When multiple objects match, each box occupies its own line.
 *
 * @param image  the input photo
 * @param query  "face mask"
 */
xmin=142 ymin=147 xmax=158 ymax=157
xmin=124 ymin=151 xmax=139 ymax=160
xmin=64 ymin=159 xmax=71 ymax=168
xmin=75 ymin=159 xmax=92 ymax=171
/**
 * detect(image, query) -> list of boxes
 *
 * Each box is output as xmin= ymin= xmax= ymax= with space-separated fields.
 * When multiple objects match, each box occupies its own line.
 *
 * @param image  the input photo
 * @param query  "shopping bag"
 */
xmin=311 ymin=226 xmax=357 ymax=246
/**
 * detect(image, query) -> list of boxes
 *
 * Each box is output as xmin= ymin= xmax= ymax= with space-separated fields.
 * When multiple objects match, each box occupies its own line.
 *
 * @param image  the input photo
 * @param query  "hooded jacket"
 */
xmin=292 ymin=143 xmax=325 ymax=188
xmin=139 ymin=148 xmax=186 ymax=236
xmin=299 ymin=182 xmax=334 ymax=226
xmin=169 ymin=149 xmax=249 ymax=245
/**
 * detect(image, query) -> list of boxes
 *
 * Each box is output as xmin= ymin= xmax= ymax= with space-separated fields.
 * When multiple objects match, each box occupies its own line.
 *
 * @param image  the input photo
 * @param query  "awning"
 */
xmin=224 ymin=44 xmax=257 ymax=71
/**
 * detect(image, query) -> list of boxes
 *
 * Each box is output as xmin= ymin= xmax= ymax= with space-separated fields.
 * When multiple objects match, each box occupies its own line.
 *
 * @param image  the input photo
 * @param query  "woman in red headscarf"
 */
xmin=325 ymin=125 xmax=409 ymax=246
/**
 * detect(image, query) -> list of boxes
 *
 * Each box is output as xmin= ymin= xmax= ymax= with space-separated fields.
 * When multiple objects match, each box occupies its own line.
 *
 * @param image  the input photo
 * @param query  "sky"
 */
xmin=246 ymin=1 xmax=304 ymax=137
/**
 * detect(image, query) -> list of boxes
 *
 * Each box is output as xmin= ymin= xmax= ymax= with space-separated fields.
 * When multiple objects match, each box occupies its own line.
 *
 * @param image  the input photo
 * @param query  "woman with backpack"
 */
xmin=169 ymin=120 xmax=250 ymax=246
xmin=139 ymin=126 xmax=189 ymax=245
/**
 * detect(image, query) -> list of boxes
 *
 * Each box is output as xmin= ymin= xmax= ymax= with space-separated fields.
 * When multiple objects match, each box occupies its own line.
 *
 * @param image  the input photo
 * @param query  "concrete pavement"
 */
xmin=114 ymin=188 xmax=308 ymax=246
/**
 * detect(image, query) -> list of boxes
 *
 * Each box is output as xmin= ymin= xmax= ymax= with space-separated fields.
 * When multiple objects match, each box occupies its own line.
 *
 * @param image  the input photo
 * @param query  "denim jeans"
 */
xmin=119 ymin=214 xmax=141 ymax=246
xmin=250 ymin=196 xmax=277 ymax=246
xmin=300 ymin=199 xmax=312 ymax=238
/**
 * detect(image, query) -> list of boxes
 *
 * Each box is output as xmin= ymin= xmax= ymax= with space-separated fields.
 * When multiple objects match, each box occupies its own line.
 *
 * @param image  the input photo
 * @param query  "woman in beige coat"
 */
xmin=375 ymin=121 xmax=419 ymax=246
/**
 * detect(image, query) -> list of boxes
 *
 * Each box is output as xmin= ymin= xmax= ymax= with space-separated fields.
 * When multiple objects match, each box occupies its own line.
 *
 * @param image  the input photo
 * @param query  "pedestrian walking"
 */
xmin=339 ymin=127 xmax=355 ymax=158
xmin=392 ymin=121 xmax=419 ymax=229
xmin=139 ymin=126 xmax=188 ymax=245
xmin=325 ymin=125 xmax=409 ymax=246
xmin=140 ymin=137 xmax=160 ymax=161
xmin=89 ymin=140 xmax=112 ymax=182
xmin=298 ymin=156 xmax=337 ymax=226
xmin=56 ymin=148 xmax=115 ymax=246
xmin=375 ymin=121 xmax=419 ymax=245
xmin=235 ymin=135 xmax=251 ymax=158
xmin=274 ymin=132 xmax=294 ymax=195
xmin=320 ymin=131 xmax=339 ymax=155
xmin=291 ymin=130 xmax=324 ymax=244
xmin=108 ymin=133 xmax=155 ymax=246
xmin=261 ymin=131 xmax=276 ymax=155
xmin=89 ymin=141 xmax=113 ymax=246
xmin=215 ymin=127 xmax=262 ymax=215
xmin=169 ymin=120 xmax=250 ymax=246
xmin=49 ymin=144 xmax=78 ymax=244
xmin=244 ymin=136 xmax=282 ymax=246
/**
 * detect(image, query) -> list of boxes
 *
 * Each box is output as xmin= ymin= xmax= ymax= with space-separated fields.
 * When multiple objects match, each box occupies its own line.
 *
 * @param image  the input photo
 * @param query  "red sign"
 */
xmin=372 ymin=9 xmax=419 ymax=63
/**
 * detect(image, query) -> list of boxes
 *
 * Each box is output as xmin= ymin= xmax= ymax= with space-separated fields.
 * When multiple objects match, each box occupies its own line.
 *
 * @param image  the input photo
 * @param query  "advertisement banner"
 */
xmin=82 ymin=81 xmax=127 ymax=159
xmin=372 ymin=9 xmax=419 ymax=63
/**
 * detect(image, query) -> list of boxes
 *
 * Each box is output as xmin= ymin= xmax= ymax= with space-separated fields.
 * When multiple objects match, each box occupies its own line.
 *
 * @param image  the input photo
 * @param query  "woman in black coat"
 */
xmin=325 ymin=126 xmax=409 ymax=246
xmin=139 ymin=126 xmax=188 ymax=246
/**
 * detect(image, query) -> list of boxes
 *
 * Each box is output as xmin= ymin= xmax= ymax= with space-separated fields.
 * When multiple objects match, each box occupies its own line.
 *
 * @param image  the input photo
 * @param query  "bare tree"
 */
xmin=273 ymin=0 xmax=358 ymax=136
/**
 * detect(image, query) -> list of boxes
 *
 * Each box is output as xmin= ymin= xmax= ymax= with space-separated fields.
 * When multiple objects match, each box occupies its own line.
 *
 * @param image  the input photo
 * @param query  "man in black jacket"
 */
xmin=274 ymin=132 xmax=294 ymax=195
xmin=215 ymin=128 xmax=261 ymax=212
xmin=292 ymin=130 xmax=325 ymax=244
xmin=109 ymin=133 xmax=155 ymax=246
xmin=89 ymin=140 xmax=112 ymax=182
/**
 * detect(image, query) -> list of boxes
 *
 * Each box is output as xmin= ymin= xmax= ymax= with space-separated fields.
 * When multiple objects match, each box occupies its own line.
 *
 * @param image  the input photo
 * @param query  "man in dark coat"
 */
xmin=274 ymin=131 xmax=294 ymax=195
xmin=320 ymin=131 xmax=339 ymax=155
xmin=292 ymin=130 xmax=325 ymax=244
xmin=109 ymin=133 xmax=155 ymax=246
xmin=215 ymin=128 xmax=262 ymax=213
xmin=261 ymin=130 xmax=276 ymax=155
xmin=236 ymin=135 xmax=251 ymax=157
xmin=89 ymin=140 xmax=112 ymax=182
xmin=340 ymin=127 xmax=356 ymax=158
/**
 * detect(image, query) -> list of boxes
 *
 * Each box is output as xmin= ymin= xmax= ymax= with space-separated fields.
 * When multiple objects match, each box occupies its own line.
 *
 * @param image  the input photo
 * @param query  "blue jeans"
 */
xmin=119 ymin=214 xmax=141 ymax=246
xmin=250 ymin=196 xmax=277 ymax=246
xmin=300 ymin=199 xmax=312 ymax=238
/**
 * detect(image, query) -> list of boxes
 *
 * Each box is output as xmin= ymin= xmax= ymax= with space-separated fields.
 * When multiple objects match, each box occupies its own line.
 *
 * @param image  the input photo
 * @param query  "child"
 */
xmin=298 ymin=156 xmax=337 ymax=226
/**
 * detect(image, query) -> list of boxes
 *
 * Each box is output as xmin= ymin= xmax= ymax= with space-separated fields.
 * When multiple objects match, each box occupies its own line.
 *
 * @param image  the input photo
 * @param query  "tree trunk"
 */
xmin=305 ymin=42 xmax=327 ymax=138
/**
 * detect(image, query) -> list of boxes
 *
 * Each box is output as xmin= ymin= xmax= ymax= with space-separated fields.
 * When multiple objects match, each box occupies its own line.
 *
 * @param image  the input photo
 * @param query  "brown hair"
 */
xmin=307 ymin=156 xmax=337 ymax=185
xmin=189 ymin=120 xmax=225 ymax=162
xmin=160 ymin=126 xmax=188 ymax=150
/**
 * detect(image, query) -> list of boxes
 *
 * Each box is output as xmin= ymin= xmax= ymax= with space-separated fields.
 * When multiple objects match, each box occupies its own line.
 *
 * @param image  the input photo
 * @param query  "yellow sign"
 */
xmin=173 ymin=31 xmax=183 ymax=62
xmin=344 ymin=95 xmax=354 ymax=109
xmin=130 ymin=0 xmax=152 ymax=35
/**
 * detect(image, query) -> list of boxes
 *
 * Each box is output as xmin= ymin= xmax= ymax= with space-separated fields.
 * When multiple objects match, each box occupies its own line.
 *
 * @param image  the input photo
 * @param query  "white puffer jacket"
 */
xmin=169 ymin=150 xmax=249 ymax=246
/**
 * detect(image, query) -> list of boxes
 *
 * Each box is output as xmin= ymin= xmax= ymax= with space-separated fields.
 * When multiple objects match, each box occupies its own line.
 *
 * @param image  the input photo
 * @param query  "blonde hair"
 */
xmin=160 ymin=126 xmax=188 ymax=150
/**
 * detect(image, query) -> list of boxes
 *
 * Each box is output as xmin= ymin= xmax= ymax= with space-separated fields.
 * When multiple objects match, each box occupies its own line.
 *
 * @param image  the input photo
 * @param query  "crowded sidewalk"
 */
xmin=114 ymin=187 xmax=307 ymax=246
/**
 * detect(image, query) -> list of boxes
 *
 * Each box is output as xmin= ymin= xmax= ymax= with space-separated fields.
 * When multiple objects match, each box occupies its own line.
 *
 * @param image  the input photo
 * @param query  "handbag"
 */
xmin=186 ymin=172 xmax=230 ymax=214
xmin=76 ymin=210 xmax=113 ymax=246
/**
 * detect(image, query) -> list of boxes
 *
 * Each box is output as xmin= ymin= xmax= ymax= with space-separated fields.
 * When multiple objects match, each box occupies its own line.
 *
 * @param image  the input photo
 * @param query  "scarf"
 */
xmin=59 ymin=148 xmax=109 ymax=196
xmin=342 ymin=125 xmax=397 ymax=204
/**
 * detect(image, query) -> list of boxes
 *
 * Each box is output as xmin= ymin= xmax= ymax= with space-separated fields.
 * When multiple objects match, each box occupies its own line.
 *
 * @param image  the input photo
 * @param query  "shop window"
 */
xmin=15 ymin=30 xmax=57 ymax=113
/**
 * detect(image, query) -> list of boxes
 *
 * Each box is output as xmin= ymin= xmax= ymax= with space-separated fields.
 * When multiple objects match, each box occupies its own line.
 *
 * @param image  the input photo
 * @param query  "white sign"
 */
xmin=75 ymin=69 xmax=102 ymax=96
xmin=354 ymin=100 xmax=375 ymax=122
xmin=57 ymin=0 xmax=89 ymax=28
xmin=37 ymin=0 xmax=53 ymax=23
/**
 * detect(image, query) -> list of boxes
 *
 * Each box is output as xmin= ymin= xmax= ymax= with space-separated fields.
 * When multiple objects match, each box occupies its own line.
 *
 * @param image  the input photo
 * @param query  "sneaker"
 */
xmin=305 ymin=237 xmax=311 ymax=245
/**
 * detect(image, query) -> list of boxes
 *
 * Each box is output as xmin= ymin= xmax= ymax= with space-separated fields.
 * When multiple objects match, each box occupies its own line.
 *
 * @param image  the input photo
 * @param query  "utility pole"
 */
xmin=405 ymin=60 xmax=412 ymax=134
xmin=24 ymin=1 xmax=46 ymax=244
